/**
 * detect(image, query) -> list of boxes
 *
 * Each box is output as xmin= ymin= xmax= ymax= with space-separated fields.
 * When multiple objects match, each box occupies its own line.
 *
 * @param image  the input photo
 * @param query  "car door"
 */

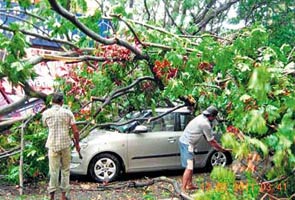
xmin=126 ymin=112 xmax=179 ymax=172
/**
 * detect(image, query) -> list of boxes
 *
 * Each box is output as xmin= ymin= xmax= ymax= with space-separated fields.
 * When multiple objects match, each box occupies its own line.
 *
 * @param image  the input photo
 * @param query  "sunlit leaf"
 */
xmin=247 ymin=137 xmax=268 ymax=156
xmin=248 ymin=66 xmax=270 ymax=101
xmin=246 ymin=110 xmax=268 ymax=134
xmin=265 ymin=105 xmax=280 ymax=123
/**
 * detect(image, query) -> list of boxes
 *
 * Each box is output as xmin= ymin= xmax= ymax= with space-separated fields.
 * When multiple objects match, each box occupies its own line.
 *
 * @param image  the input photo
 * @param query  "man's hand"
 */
xmin=76 ymin=144 xmax=82 ymax=159
xmin=71 ymin=123 xmax=82 ymax=158
xmin=209 ymin=139 xmax=230 ymax=153
xmin=75 ymin=143 xmax=81 ymax=153
xmin=188 ymin=145 xmax=194 ymax=153
xmin=72 ymin=138 xmax=82 ymax=159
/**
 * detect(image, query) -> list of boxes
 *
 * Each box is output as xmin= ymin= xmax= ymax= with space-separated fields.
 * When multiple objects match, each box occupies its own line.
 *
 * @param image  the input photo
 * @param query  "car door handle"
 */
xmin=168 ymin=138 xmax=176 ymax=143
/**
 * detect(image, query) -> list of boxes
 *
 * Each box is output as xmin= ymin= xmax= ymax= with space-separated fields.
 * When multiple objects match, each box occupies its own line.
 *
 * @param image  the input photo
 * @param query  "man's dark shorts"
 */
xmin=179 ymin=141 xmax=194 ymax=168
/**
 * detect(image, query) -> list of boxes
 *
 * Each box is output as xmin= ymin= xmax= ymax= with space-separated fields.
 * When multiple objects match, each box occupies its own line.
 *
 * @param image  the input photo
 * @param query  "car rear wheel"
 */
xmin=207 ymin=151 xmax=228 ymax=169
xmin=89 ymin=153 xmax=121 ymax=182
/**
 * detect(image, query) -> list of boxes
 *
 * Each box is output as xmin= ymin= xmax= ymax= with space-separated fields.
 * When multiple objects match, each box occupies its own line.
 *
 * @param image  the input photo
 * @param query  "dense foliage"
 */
xmin=0 ymin=0 xmax=294 ymax=198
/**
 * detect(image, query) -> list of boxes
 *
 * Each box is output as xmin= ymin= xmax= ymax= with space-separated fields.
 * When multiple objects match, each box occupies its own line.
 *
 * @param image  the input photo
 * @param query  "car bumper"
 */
xmin=70 ymin=151 xmax=88 ymax=175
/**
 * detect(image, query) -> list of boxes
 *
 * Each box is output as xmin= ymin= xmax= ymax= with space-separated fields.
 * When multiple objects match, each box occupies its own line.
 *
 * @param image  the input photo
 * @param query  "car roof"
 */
xmin=154 ymin=106 xmax=192 ymax=113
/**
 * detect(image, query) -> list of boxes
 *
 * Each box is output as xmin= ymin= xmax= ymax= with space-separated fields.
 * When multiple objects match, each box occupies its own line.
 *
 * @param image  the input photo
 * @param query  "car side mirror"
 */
xmin=133 ymin=125 xmax=148 ymax=133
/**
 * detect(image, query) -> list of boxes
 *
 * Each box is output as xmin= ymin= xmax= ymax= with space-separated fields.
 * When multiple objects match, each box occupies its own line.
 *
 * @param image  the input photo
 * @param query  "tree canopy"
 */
xmin=0 ymin=0 xmax=294 ymax=198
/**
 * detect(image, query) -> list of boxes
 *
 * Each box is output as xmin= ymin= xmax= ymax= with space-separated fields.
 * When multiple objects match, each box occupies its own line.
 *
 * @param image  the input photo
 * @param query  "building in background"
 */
xmin=0 ymin=0 xmax=112 ymax=121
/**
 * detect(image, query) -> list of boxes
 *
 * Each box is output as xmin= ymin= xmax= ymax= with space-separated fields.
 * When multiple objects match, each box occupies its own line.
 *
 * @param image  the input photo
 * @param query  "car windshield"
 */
xmin=108 ymin=110 xmax=150 ymax=133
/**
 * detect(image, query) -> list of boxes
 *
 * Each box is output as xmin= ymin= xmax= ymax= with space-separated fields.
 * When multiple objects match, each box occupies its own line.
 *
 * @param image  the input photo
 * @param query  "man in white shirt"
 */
xmin=179 ymin=106 xmax=228 ymax=191
xmin=42 ymin=92 xmax=80 ymax=200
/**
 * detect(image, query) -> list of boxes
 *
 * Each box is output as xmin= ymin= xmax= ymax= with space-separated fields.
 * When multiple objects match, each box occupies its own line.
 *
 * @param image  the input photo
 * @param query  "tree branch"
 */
xmin=0 ymin=149 xmax=21 ymax=159
xmin=93 ymin=76 xmax=156 ymax=118
xmin=0 ymin=116 xmax=24 ymax=130
xmin=0 ymin=96 xmax=28 ymax=116
xmin=21 ymin=82 xmax=47 ymax=100
xmin=0 ymin=8 xmax=45 ymax=21
xmin=262 ymin=168 xmax=295 ymax=184
xmin=94 ymin=176 xmax=193 ymax=200
xmin=0 ymin=12 xmax=48 ymax=36
xmin=143 ymin=0 xmax=151 ymax=21
xmin=48 ymin=0 xmax=147 ymax=60
xmin=196 ymin=0 xmax=240 ymax=33
xmin=142 ymin=41 xmax=200 ymax=53
xmin=91 ymin=104 xmax=187 ymax=130
xmin=0 ymin=24 xmax=77 ymax=49
xmin=193 ymin=0 xmax=217 ymax=24
xmin=109 ymin=15 xmax=145 ymax=47
xmin=162 ymin=0 xmax=186 ymax=35
xmin=0 ymin=146 xmax=20 ymax=157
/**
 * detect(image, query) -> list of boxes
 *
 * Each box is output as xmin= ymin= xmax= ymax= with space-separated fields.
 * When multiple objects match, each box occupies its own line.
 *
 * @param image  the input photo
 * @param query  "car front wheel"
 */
xmin=207 ymin=151 xmax=228 ymax=169
xmin=89 ymin=153 xmax=121 ymax=182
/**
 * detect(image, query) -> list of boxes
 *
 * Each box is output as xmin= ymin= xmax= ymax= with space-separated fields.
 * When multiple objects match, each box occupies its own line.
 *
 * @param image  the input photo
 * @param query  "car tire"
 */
xmin=89 ymin=153 xmax=121 ymax=182
xmin=206 ymin=151 xmax=229 ymax=170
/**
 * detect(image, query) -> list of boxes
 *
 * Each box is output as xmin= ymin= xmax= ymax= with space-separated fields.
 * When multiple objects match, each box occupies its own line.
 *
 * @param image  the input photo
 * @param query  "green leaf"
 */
xmin=239 ymin=94 xmax=252 ymax=102
xmin=273 ymin=150 xmax=285 ymax=166
xmin=265 ymin=135 xmax=279 ymax=148
xmin=284 ymin=97 xmax=295 ymax=110
xmin=210 ymin=166 xmax=235 ymax=184
xmin=265 ymin=105 xmax=280 ymax=123
xmin=37 ymin=156 xmax=46 ymax=161
xmin=237 ymin=63 xmax=250 ymax=72
xmin=166 ymin=51 xmax=184 ymax=66
xmin=280 ymin=44 xmax=292 ymax=55
xmin=277 ymin=111 xmax=295 ymax=140
xmin=164 ymin=79 xmax=185 ymax=98
xmin=27 ymin=150 xmax=37 ymax=157
xmin=261 ymin=47 xmax=277 ymax=62
xmin=11 ymin=62 xmax=24 ymax=72
xmin=221 ymin=133 xmax=239 ymax=149
xmin=18 ymin=0 xmax=31 ymax=8
xmin=234 ymin=142 xmax=249 ymax=159
xmin=247 ymin=137 xmax=268 ymax=156
xmin=278 ymin=135 xmax=292 ymax=149
xmin=77 ymin=0 xmax=87 ymax=12
xmin=113 ymin=5 xmax=127 ymax=16
xmin=250 ymin=27 xmax=268 ymax=44
xmin=246 ymin=110 xmax=268 ymax=134
xmin=248 ymin=66 xmax=270 ymax=101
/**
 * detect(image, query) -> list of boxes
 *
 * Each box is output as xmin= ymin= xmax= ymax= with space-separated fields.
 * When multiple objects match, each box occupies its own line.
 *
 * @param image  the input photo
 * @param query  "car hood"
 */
xmin=82 ymin=128 xmax=123 ymax=143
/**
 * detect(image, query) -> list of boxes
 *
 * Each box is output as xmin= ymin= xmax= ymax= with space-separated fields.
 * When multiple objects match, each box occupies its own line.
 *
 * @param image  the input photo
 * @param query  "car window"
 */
xmin=143 ymin=112 xmax=175 ymax=132
xmin=163 ymin=113 xmax=175 ymax=131
xmin=179 ymin=113 xmax=194 ymax=131
xmin=110 ymin=110 xmax=151 ymax=133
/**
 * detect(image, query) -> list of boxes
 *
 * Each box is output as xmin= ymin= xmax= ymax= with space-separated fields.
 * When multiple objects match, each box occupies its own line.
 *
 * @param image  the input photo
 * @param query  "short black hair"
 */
xmin=52 ymin=92 xmax=64 ymax=104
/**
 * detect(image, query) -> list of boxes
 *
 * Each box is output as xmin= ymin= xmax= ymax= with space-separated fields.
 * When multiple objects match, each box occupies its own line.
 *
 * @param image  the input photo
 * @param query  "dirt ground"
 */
xmin=0 ymin=169 xmax=210 ymax=200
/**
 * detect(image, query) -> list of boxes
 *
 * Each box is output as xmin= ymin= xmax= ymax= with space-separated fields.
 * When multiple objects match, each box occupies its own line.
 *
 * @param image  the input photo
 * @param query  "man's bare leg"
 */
xmin=49 ymin=192 xmax=54 ymax=200
xmin=182 ymin=159 xmax=197 ymax=190
xmin=61 ymin=191 xmax=66 ymax=200
xmin=182 ymin=168 xmax=193 ymax=191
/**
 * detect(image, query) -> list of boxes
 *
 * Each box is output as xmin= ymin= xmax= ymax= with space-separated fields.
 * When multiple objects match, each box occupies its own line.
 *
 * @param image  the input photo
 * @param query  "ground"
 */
xmin=0 ymin=169 xmax=210 ymax=200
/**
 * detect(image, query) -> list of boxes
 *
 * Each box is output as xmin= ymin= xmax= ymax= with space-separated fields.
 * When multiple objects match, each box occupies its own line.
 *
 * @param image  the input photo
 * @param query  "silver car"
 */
xmin=70 ymin=107 xmax=232 ymax=182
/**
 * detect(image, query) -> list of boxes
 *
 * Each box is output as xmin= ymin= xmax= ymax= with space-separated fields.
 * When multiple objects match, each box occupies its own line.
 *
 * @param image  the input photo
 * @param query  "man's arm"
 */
xmin=202 ymin=122 xmax=230 ymax=152
xmin=208 ymin=139 xmax=229 ymax=152
xmin=71 ymin=123 xmax=80 ymax=152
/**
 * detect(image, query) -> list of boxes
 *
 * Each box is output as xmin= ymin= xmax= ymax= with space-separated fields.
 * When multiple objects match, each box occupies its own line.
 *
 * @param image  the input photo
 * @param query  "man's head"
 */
xmin=203 ymin=106 xmax=218 ymax=121
xmin=52 ymin=92 xmax=64 ymax=105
